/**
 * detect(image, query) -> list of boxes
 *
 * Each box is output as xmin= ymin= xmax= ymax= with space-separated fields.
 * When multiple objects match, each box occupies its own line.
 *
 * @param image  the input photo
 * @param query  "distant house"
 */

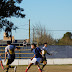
xmin=3 ymin=32 xmax=15 ymax=42
xmin=0 ymin=32 xmax=30 ymax=46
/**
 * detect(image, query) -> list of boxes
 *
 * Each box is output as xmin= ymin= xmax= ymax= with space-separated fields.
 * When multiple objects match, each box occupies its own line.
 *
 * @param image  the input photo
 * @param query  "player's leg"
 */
xmin=37 ymin=64 xmax=42 ymax=72
xmin=41 ymin=61 xmax=47 ymax=70
xmin=36 ymin=58 xmax=42 ymax=72
xmin=9 ymin=59 xmax=17 ymax=72
xmin=25 ymin=63 xmax=33 ymax=72
xmin=0 ymin=60 xmax=4 ymax=69
xmin=5 ymin=59 xmax=15 ymax=72
xmin=9 ymin=59 xmax=15 ymax=68
xmin=9 ymin=65 xmax=16 ymax=72
xmin=25 ymin=58 xmax=36 ymax=72
xmin=41 ymin=57 xmax=47 ymax=70
xmin=5 ymin=59 xmax=10 ymax=72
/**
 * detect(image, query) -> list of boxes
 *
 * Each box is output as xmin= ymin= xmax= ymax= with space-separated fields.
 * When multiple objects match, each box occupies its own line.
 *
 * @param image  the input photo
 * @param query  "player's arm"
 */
xmin=4 ymin=52 xmax=7 ymax=62
xmin=31 ymin=54 xmax=35 ymax=60
xmin=46 ymin=51 xmax=52 ymax=55
xmin=47 ymin=52 xmax=51 ymax=55
xmin=15 ymin=46 xmax=20 ymax=51
xmin=39 ymin=48 xmax=42 ymax=55
xmin=4 ymin=47 xmax=8 ymax=62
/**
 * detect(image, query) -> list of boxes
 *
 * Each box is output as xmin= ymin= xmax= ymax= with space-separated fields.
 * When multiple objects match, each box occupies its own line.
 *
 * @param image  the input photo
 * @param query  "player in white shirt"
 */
xmin=4 ymin=41 xmax=17 ymax=72
xmin=41 ymin=43 xmax=52 ymax=70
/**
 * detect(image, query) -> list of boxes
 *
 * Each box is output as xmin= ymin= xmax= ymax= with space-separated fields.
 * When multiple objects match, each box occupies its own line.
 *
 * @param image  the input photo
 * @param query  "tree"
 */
xmin=57 ymin=32 xmax=72 ymax=45
xmin=0 ymin=0 xmax=25 ymax=19
xmin=32 ymin=24 xmax=55 ymax=45
xmin=0 ymin=0 xmax=25 ymax=37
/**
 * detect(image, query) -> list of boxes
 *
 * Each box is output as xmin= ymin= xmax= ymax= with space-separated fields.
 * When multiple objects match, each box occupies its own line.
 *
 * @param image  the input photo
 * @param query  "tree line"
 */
xmin=32 ymin=25 xmax=72 ymax=45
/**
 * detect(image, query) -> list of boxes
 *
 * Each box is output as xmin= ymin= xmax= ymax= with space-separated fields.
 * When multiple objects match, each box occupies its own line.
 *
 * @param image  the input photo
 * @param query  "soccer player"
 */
xmin=25 ymin=43 xmax=42 ymax=72
xmin=4 ymin=41 xmax=17 ymax=72
xmin=0 ymin=53 xmax=4 ymax=69
xmin=41 ymin=43 xmax=52 ymax=70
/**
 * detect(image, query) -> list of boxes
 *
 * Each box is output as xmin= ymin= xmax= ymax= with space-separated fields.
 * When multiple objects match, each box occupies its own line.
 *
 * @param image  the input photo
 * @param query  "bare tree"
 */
xmin=32 ymin=24 xmax=55 ymax=45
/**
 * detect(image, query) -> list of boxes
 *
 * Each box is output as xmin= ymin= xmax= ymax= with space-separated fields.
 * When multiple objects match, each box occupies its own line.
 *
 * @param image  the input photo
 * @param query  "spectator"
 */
xmin=23 ymin=40 xmax=27 ymax=49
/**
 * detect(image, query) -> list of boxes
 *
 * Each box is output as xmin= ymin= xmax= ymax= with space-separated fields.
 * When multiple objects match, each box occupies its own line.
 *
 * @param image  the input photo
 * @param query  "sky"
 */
xmin=0 ymin=0 xmax=72 ymax=40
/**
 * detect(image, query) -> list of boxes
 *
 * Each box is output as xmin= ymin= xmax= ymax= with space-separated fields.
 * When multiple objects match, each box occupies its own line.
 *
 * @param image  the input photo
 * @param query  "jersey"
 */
xmin=33 ymin=47 xmax=42 ymax=58
xmin=42 ymin=46 xmax=48 ymax=57
xmin=5 ymin=45 xmax=16 ymax=59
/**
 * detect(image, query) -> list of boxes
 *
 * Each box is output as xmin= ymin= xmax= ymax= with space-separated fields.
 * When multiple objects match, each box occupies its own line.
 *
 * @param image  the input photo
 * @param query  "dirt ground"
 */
xmin=0 ymin=65 xmax=72 ymax=72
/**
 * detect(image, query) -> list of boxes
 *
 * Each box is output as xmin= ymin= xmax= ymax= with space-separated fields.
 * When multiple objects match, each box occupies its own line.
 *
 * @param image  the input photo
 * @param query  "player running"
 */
xmin=0 ymin=53 xmax=4 ymax=69
xmin=4 ymin=41 xmax=17 ymax=72
xmin=41 ymin=43 xmax=52 ymax=70
xmin=25 ymin=43 xmax=42 ymax=72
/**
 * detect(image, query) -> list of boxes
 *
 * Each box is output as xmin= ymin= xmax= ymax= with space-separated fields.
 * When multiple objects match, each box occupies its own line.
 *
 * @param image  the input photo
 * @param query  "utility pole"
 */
xmin=33 ymin=28 xmax=34 ymax=42
xmin=29 ymin=19 xmax=30 ymax=43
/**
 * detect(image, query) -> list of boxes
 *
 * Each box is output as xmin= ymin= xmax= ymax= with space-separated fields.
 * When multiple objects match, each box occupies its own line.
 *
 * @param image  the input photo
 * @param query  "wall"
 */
xmin=2 ymin=58 xmax=72 ymax=65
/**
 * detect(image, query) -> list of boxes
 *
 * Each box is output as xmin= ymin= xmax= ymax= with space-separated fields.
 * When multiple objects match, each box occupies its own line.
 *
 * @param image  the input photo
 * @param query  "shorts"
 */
xmin=43 ymin=57 xmax=47 ymax=61
xmin=31 ymin=58 xmax=42 ymax=64
xmin=6 ymin=59 xmax=14 ymax=65
xmin=6 ymin=54 xmax=15 ymax=65
xmin=41 ymin=57 xmax=47 ymax=63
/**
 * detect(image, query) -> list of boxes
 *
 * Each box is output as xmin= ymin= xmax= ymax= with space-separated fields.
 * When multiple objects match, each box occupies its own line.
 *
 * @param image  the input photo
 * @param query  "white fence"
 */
xmin=2 ymin=58 xmax=72 ymax=65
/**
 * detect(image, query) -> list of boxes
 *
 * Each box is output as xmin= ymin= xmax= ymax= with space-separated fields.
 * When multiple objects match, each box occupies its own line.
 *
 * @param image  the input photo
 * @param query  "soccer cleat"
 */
xmin=25 ymin=68 xmax=28 ymax=72
xmin=41 ymin=68 xmax=44 ymax=71
xmin=14 ymin=66 xmax=17 ymax=72
xmin=38 ymin=69 xmax=42 ymax=72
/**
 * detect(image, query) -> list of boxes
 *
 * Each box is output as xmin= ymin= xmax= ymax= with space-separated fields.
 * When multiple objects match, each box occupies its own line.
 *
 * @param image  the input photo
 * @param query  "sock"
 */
xmin=41 ymin=64 xmax=46 ymax=70
xmin=1 ymin=63 xmax=4 ymax=69
xmin=25 ymin=67 xmax=28 ymax=72
xmin=38 ymin=67 xmax=42 ymax=72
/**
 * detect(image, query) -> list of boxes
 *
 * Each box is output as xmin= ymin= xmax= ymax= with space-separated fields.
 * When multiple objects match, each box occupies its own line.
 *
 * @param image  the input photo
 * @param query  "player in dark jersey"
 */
xmin=41 ymin=43 xmax=52 ymax=70
xmin=25 ymin=43 xmax=42 ymax=72
xmin=4 ymin=41 xmax=17 ymax=72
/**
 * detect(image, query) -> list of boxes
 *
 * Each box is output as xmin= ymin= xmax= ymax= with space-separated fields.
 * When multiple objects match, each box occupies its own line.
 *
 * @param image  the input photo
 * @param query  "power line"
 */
xmin=17 ymin=28 xmax=72 ymax=31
